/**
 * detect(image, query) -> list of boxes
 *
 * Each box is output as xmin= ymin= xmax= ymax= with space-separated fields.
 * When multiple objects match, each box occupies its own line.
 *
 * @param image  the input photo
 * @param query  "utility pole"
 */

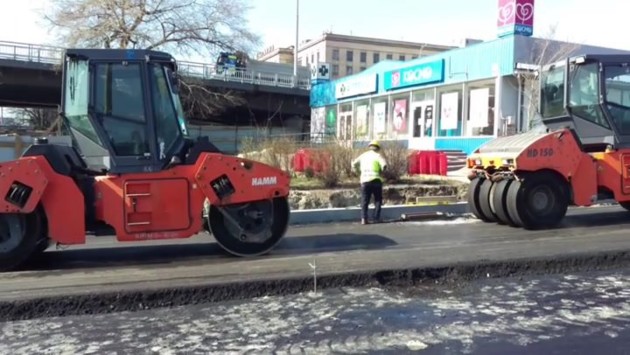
xmin=293 ymin=0 xmax=300 ymax=77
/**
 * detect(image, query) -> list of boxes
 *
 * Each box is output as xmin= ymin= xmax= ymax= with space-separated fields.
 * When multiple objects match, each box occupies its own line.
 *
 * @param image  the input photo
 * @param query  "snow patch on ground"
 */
xmin=1 ymin=271 xmax=629 ymax=353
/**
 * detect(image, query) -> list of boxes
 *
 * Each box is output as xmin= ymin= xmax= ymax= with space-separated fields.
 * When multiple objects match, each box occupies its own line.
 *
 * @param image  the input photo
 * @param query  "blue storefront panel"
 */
xmin=310 ymin=35 xmax=518 ymax=108
xmin=310 ymin=80 xmax=337 ymax=108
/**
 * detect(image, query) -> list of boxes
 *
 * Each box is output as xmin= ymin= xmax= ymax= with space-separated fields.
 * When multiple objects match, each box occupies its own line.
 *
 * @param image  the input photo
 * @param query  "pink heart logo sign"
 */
xmin=497 ymin=0 xmax=516 ymax=26
xmin=515 ymin=1 xmax=534 ymax=26
xmin=391 ymin=71 xmax=400 ymax=87
xmin=497 ymin=0 xmax=534 ymax=37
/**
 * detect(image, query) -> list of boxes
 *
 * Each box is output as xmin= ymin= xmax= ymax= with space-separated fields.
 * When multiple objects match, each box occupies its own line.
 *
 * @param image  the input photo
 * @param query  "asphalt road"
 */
xmin=2 ymin=205 xmax=630 ymax=304
xmin=2 ymin=266 xmax=630 ymax=354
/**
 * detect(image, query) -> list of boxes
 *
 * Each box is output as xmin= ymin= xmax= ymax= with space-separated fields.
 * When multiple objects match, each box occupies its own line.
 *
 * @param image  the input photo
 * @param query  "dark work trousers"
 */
xmin=361 ymin=179 xmax=383 ymax=221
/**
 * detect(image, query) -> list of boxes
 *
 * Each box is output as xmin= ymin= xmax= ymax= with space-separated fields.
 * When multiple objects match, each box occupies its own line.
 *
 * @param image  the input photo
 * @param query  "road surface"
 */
xmin=2 ymin=267 xmax=630 ymax=354
xmin=1 ymin=205 xmax=630 ymax=320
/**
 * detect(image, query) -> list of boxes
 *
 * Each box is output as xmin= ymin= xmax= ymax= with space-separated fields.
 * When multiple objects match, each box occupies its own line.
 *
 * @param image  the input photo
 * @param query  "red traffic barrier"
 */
xmin=419 ymin=151 xmax=433 ymax=175
xmin=436 ymin=151 xmax=448 ymax=176
xmin=407 ymin=150 xmax=449 ymax=176
xmin=292 ymin=148 xmax=331 ymax=173
xmin=407 ymin=150 xmax=420 ymax=175
xmin=292 ymin=149 xmax=306 ymax=172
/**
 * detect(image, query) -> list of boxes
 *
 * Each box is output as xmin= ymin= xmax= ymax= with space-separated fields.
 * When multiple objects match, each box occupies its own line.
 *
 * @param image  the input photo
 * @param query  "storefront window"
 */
xmin=354 ymin=99 xmax=370 ymax=141
xmin=371 ymin=97 xmax=388 ymax=140
xmin=468 ymin=86 xmax=495 ymax=136
xmin=410 ymin=90 xmax=435 ymax=138
xmin=390 ymin=95 xmax=409 ymax=138
xmin=338 ymin=103 xmax=353 ymax=141
xmin=324 ymin=105 xmax=337 ymax=140
xmin=437 ymin=88 xmax=463 ymax=137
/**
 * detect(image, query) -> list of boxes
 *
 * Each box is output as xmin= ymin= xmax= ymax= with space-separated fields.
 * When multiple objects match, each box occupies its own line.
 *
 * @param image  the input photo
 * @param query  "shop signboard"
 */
xmin=384 ymin=60 xmax=444 ymax=91
xmin=335 ymin=73 xmax=378 ymax=99
xmin=497 ymin=0 xmax=534 ymax=37
xmin=310 ymin=62 xmax=331 ymax=83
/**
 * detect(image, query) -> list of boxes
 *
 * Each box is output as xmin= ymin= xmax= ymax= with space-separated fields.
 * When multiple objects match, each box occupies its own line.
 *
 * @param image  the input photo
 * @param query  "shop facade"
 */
xmin=309 ymin=34 xmax=630 ymax=155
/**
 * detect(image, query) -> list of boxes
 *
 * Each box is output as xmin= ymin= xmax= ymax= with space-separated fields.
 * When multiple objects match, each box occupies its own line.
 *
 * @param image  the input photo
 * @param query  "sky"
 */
xmin=0 ymin=0 xmax=628 ymax=63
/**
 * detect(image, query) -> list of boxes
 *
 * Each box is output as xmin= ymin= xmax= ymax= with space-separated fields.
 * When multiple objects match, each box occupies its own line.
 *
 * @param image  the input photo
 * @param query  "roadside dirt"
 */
xmin=289 ymin=183 xmax=469 ymax=210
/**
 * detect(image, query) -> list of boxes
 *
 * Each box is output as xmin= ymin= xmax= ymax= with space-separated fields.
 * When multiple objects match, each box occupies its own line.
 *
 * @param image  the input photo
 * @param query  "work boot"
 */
xmin=361 ymin=218 xmax=368 ymax=225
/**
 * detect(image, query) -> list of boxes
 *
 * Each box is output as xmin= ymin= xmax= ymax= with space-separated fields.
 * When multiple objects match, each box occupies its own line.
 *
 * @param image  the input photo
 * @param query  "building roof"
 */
xmin=298 ymin=32 xmax=456 ymax=52
xmin=310 ymin=34 xmax=630 ymax=108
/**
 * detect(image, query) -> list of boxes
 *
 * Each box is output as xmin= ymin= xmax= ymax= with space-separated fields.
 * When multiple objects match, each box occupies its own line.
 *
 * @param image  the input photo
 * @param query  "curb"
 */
xmin=289 ymin=202 xmax=470 ymax=225
xmin=286 ymin=200 xmax=625 ymax=226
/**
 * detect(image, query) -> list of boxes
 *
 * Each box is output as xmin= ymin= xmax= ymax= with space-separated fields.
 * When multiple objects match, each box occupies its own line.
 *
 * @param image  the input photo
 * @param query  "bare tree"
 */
xmin=178 ymin=79 xmax=247 ymax=118
xmin=14 ymin=108 xmax=58 ymax=131
xmin=41 ymin=0 xmax=260 ymax=120
xmin=515 ymin=24 xmax=582 ymax=129
xmin=43 ymin=0 xmax=260 ymax=56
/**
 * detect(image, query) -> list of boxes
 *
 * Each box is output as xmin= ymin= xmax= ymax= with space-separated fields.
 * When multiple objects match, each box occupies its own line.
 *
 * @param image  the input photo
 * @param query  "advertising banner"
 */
xmin=469 ymin=88 xmax=490 ymax=128
xmin=373 ymin=102 xmax=387 ymax=134
xmin=440 ymin=92 xmax=459 ymax=130
xmin=392 ymin=99 xmax=408 ymax=134
xmin=310 ymin=107 xmax=326 ymax=141
xmin=355 ymin=105 xmax=369 ymax=137
xmin=497 ymin=0 xmax=534 ymax=37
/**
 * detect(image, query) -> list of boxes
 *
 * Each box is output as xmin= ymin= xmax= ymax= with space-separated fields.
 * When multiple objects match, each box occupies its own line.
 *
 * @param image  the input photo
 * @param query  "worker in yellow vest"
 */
xmin=352 ymin=140 xmax=388 ymax=224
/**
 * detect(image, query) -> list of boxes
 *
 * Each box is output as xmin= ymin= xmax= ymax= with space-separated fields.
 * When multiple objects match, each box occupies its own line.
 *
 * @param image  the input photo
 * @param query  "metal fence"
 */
xmin=0 ymin=41 xmax=63 ymax=65
xmin=186 ymin=124 xmax=309 ymax=154
xmin=0 ymin=40 xmax=311 ymax=90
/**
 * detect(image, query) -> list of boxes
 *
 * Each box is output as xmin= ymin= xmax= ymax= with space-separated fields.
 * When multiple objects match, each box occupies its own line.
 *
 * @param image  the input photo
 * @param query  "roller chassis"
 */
xmin=0 ymin=48 xmax=293 ymax=272
xmin=465 ymin=54 xmax=630 ymax=229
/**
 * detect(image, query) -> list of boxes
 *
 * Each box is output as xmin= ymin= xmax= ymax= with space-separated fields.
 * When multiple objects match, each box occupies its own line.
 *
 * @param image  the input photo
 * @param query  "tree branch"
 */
xmin=40 ymin=0 xmax=261 ymax=120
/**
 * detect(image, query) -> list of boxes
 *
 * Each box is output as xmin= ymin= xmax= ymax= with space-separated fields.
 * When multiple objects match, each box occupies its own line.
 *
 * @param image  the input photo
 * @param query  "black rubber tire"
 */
xmin=467 ymin=177 xmax=492 ymax=222
xmin=506 ymin=172 xmax=569 ymax=230
xmin=32 ymin=211 xmax=49 ymax=256
xmin=210 ymin=197 xmax=290 ymax=256
xmin=506 ymin=180 xmax=524 ymax=227
xmin=0 ymin=211 xmax=42 ymax=271
xmin=490 ymin=179 xmax=517 ymax=226
xmin=478 ymin=179 xmax=498 ymax=223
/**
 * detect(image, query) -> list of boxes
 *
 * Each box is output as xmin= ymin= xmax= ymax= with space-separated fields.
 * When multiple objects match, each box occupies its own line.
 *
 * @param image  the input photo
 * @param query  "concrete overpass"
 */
xmin=0 ymin=41 xmax=311 ymax=119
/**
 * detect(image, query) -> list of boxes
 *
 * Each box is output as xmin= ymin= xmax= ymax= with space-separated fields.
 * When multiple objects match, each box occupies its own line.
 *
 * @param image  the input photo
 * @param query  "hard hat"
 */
xmin=368 ymin=140 xmax=380 ymax=149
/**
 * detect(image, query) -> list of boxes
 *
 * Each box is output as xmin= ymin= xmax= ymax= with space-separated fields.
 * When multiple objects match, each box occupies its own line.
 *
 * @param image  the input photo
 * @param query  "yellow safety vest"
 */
xmin=352 ymin=150 xmax=388 ymax=184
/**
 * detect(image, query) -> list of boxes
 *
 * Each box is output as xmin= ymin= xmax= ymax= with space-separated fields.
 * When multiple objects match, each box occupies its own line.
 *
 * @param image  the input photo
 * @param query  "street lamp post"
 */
xmin=293 ymin=0 xmax=299 ymax=78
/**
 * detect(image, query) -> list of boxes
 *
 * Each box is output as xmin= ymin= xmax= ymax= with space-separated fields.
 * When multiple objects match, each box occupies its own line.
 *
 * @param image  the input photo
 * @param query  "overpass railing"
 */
xmin=0 ymin=40 xmax=311 ymax=90
xmin=0 ymin=41 xmax=63 ymax=65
